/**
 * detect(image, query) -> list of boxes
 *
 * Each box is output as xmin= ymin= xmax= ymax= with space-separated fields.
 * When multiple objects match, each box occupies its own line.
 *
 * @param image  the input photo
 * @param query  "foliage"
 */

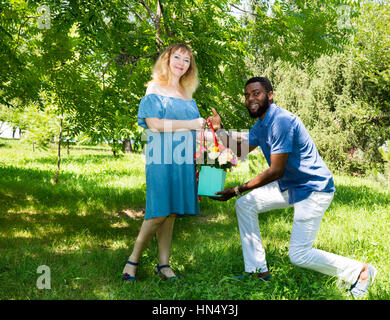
xmin=379 ymin=141 xmax=390 ymax=183
xmin=1 ymin=0 xmax=388 ymax=172
xmin=244 ymin=0 xmax=360 ymax=65
xmin=1 ymin=0 xmax=252 ymax=154
xmin=18 ymin=104 xmax=60 ymax=150
xmin=379 ymin=141 xmax=390 ymax=163
xmin=248 ymin=150 xmax=268 ymax=176
xmin=1 ymin=0 xmax=364 ymax=153
xmin=252 ymin=1 xmax=390 ymax=175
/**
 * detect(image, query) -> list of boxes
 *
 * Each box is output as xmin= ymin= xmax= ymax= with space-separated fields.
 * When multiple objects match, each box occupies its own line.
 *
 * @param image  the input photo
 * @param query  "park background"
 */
xmin=0 ymin=0 xmax=389 ymax=300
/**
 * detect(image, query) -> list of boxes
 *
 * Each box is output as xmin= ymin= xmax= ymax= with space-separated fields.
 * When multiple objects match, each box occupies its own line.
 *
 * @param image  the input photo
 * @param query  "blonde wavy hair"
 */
xmin=148 ymin=44 xmax=199 ymax=98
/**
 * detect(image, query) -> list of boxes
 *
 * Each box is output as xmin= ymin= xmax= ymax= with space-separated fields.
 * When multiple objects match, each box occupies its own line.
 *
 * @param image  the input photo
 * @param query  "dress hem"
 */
xmin=144 ymin=212 xmax=200 ymax=220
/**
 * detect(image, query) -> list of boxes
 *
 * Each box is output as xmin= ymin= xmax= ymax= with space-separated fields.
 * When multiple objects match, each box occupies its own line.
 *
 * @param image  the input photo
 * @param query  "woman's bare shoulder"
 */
xmin=146 ymin=81 xmax=192 ymax=100
xmin=146 ymin=81 xmax=165 ymax=95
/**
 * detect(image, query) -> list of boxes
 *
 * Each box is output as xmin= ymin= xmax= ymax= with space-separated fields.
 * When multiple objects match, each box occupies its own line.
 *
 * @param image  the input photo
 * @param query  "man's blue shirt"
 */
xmin=249 ymin=103 xmax=335 ymax=204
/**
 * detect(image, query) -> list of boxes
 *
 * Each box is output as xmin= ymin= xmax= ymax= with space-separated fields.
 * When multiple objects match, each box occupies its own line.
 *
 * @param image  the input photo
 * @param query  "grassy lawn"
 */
xmin=0 ymin=138 xmax=389 ymax=300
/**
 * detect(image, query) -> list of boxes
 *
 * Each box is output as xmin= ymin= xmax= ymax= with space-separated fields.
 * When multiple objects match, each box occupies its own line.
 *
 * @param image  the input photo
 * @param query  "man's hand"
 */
xmin=207 ymin=108 xmax=222 ymax=131
xmin=209 ymin=187 xmax=236 ymax=201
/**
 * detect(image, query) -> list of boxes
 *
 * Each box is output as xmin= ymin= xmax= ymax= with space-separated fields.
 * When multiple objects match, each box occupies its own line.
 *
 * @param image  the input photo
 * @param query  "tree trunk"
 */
xmin=155 ymin=0 xmax=163 ymax=49
xmin=55 ymin=117 xmax=63 ymax=184
xmin=388 ymin=161 xmax=390 ymax=182
xmin=123 ymin=139 xmax=132 ymax=153
xmin=66 ymin=127 xmax=70 ymax=156
xmin=112 ymin=138 xmax=117 ymax=157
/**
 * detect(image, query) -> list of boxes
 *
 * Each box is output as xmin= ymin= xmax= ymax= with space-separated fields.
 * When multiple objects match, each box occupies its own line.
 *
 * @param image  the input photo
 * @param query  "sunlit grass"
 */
xmin=0 ymin=138 xmax=389 ymax=300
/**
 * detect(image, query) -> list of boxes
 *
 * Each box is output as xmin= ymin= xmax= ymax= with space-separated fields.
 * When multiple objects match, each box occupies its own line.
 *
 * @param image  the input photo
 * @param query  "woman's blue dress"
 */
xmin=137 ymin=93 xmax=200 ymax=220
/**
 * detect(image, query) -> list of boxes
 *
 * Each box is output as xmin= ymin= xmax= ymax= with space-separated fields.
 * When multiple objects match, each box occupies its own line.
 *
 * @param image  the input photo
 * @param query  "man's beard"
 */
xmin=248 ymin=98 xmax=270 ymax=118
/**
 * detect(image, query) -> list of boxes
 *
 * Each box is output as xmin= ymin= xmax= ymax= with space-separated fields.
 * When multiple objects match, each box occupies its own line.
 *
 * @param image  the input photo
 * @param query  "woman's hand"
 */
xmin=191 ymin=118 xmax=207 ymax=130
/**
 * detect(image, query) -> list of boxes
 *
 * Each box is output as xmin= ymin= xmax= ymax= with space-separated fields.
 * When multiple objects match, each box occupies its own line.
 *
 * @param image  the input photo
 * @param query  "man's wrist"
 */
xmin=233 ymin=185 xmax=242 ymax=197
xmin=238 ymin=184 xmax=249 ymax=194
xmin=215 ymin=122 xmax=223 ymax=132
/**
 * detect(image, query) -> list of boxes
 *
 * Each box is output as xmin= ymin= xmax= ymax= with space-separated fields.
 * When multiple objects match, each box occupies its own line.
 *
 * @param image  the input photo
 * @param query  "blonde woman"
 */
xmin=122 ymin=44 xmax=206 ymax=281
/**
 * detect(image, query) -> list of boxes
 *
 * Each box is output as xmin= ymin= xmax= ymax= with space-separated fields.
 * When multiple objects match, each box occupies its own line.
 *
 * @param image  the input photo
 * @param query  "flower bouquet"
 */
xmin=195 ymin=144 xmax=238 ymax=171
xmin=195 ymin=121 xmax=238 ymax=197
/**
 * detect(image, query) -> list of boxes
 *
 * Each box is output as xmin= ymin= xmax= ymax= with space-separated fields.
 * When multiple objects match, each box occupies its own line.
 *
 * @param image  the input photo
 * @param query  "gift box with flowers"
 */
xmin=195 ymin=128 xmax=238 ymax=197
xmin=195 ymin=144 xmax=238 ymax=171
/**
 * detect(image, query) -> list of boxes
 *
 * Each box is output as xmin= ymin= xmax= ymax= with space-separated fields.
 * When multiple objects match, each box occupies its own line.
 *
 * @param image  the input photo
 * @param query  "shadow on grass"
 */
xmin=30 ymin=153 xmax=127 ymax=166
xmin=0 ymin=165 xmax=146 ymax=247
xmin=0 ymin=143 xmax=11 ymax=149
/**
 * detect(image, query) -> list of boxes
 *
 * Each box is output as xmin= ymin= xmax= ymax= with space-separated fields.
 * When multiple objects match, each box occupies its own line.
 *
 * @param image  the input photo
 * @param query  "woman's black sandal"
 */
xmin=122 ymin=260 xmax=138 ymax=282
xmin=156 ymin=264 xmax=183 ymax=280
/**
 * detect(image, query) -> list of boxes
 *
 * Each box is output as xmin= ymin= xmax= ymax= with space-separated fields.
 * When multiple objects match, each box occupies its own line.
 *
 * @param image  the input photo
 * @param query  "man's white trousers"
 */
xmin=235 ymin=181 xmax=363 ymax=285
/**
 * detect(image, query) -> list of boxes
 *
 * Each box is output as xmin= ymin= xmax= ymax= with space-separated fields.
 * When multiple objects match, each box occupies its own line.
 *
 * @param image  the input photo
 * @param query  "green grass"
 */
xmin=0 ymin=138 xmax=389 ymax=300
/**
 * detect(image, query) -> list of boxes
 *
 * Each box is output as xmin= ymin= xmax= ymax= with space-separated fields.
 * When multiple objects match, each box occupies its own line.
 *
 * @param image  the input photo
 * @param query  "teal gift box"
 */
xmin=197 ymin=166 xmax=226 ymax=197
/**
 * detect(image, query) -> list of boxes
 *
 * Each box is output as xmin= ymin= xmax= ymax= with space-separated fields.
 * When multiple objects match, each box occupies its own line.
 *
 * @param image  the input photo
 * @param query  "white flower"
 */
xmin=218 ymin=152 xmax=228 ymax=165
xmin=218 ymin=152 xmax=227 ymax=165
xmin=208 ymin=151 xmax=220 ymax=160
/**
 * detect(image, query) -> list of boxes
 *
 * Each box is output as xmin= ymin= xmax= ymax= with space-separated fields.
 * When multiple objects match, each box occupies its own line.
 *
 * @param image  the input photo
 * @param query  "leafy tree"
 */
xmin=2 ymin=0 xmax=383 ymax=180
xmin=1 ymin=0 xmax=251 ymax=147
xmin=254 ymin=1 xmax=390 ymax=174
xmin=20 ymin=103 xmax=60 ymax=151
xmin=241 ymin=0 xmax=360 ymax=64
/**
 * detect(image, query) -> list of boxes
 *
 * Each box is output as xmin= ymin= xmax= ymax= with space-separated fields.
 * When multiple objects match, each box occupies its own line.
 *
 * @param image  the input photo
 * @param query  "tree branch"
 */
xmin=127 ymin=52 xmax=159 ymax=79
xmin=230 ymin=3 xmax=258 ymax=17
xmin=139 ymin=0 xmax=155 ymax=22
xmin=102 ymin=57 xmax=116 ymax=94
xmin=0 ymin=98 xmax=16 ymax=109
xmin=132 ymin=10 xmax=145 ymax=23
xmin=155 ymin=0 xmax=164 ymax=48
xmin=13 ymin=16 xmax=39 ymax=51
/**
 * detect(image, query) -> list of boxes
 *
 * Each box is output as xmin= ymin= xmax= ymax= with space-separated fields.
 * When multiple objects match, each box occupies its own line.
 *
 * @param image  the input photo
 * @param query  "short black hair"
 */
xmin=245 ymin=77 xmax=273 ymax=94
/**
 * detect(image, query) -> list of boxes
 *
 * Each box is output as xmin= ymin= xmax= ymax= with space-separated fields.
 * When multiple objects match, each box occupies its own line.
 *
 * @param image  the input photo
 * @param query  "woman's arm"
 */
xmin=144 ymin=82 xmax=206 ymax=132
xmin=145 ymin=117 xmax=206 ymax=132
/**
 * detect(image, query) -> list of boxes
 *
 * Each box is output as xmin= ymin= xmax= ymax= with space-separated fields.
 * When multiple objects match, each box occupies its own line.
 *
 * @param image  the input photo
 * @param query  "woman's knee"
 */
xmin=150 ymin=216 xmax=168 ymax=225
